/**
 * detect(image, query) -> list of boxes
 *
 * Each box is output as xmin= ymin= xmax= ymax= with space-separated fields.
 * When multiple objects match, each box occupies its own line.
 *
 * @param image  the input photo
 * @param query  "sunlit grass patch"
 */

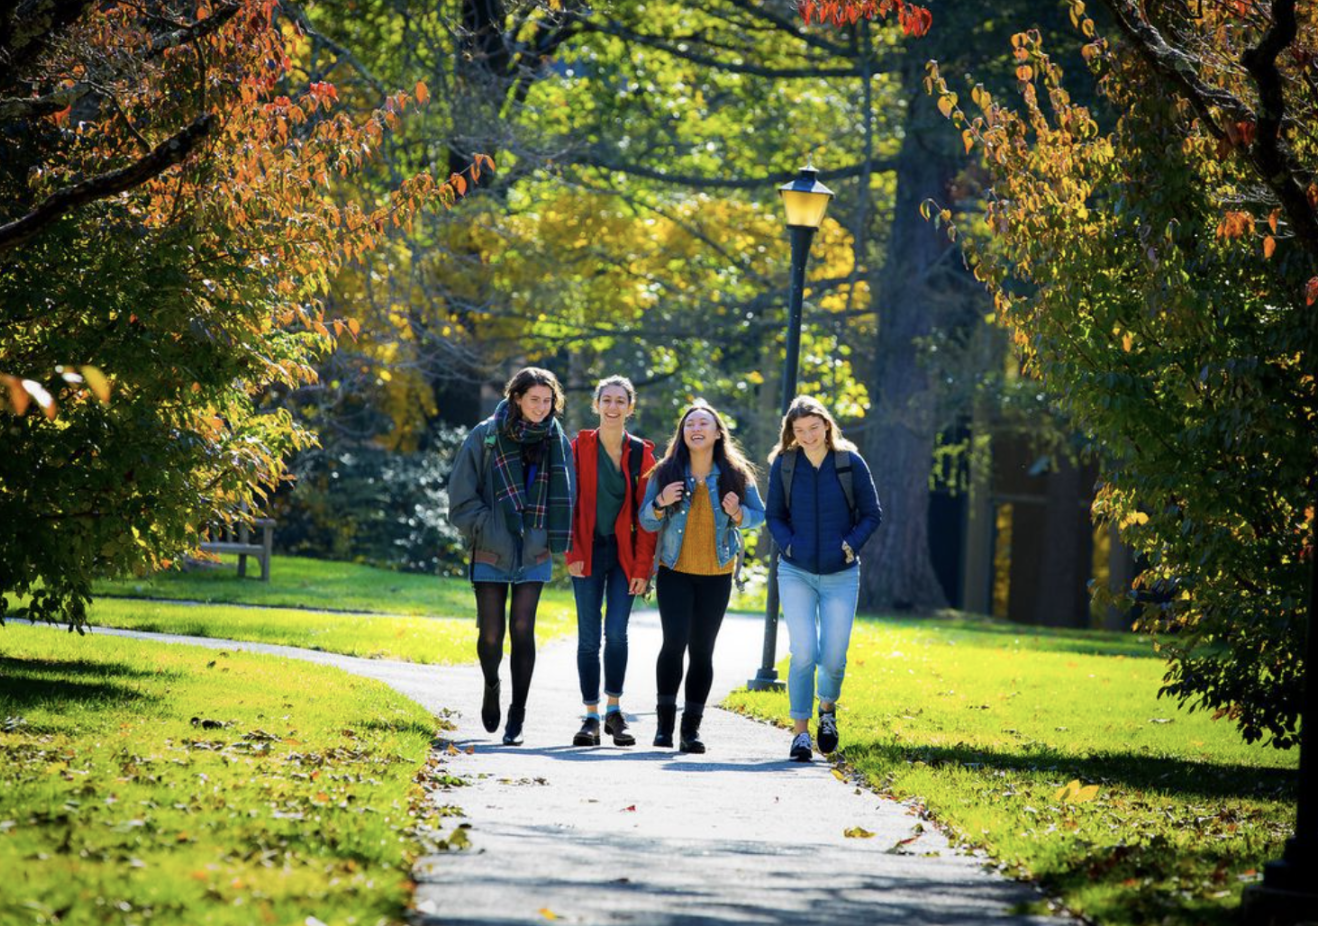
xmin=92 ymin=554 xmax=575 ymax=620
xmin=0 ymin=623 xmax=452 ymax=926
xmin=81 ymin=555 xmax=574 ymax=663
xmin=725 ymin=612 xmax=1297 ymax=926
xmin=79 ymin=597 xmax=571 ymax=666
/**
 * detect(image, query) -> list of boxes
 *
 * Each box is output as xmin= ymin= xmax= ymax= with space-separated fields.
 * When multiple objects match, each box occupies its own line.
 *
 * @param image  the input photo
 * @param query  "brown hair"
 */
xmin=768 ymin=395 xmax=857 ymax=462
xmin=648 ymin=399 xmax=758 ymax=500
xmin=504 ymin=367 xmax=566 ymax=424
xmin=592 ymin=375 xmax=636 ymax=411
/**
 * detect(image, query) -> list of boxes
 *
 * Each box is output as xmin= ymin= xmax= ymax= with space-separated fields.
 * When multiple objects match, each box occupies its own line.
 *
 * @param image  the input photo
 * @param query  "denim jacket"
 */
xmin=638 ymin=461 xmax=766 ymax=572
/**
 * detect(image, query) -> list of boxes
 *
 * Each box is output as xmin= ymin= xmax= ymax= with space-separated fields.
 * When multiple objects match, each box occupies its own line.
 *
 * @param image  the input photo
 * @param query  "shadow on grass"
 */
xmin=846 ymin=739 xmax=1297 ymax=802
xmin=1029 ymin=830 xmax=1264 ymax=926
xmin=0 ymin=655 xmax=163 ymax=711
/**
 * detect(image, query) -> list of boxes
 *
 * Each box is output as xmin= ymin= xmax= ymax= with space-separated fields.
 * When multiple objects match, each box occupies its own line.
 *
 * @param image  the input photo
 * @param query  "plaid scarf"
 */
xmin=488 ymin=399 xmax=572 ymax=552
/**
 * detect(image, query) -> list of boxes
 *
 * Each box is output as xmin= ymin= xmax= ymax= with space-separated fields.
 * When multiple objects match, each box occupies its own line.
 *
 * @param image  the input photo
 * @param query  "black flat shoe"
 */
xmin=573 ymin=716 xmax=601 ymax=747
xmin=503 ymin=706 xmax=525 ymax=746
xmin=481 ymin=680 xmax=501 ymax=733
xmin=604 ymin=711 xmax=636 ymax=747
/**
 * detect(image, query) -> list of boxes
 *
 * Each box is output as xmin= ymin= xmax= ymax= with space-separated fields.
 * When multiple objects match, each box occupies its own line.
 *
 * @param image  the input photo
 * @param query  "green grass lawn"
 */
xmin=725 ymin=612 xmax=1298 ymax=926
xmin=92 ymin=554 xmax=575 ymax=618
xmin=0 ymin=622 xmax=464 ymax=926
xmin=85 ymin=555 xmax=574 ymax=663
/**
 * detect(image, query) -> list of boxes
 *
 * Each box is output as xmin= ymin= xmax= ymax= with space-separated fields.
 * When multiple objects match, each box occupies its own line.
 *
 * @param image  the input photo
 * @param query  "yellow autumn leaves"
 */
xmin=1055 ymin=779 xmax=1100 ymax=804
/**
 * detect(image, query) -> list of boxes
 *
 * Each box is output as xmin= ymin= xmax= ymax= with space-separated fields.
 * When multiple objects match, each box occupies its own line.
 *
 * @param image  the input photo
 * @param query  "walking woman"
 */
xmin=639 ymin=400 xmax=765 ymax=753
xmin=765 ymin=396 xmax=881 ymax=761
xmin=565 ymin=376 xmax=658 ymax=747
xmin=448 ymin=367 xmax=574 ymax=746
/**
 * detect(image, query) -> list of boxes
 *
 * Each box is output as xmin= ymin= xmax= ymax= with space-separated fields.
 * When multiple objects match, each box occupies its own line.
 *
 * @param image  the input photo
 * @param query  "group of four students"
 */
xmin=447 ymin=366 xmax=882 ymax=761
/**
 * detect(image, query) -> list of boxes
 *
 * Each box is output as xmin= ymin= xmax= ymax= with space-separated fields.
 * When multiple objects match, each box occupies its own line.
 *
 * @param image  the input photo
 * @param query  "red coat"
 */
xmin=566 ymin=429 xmax=658 ymax=580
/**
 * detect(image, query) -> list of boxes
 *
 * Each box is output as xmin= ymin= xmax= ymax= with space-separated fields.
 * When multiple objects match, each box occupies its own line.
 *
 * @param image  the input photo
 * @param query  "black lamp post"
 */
xmin=748 ymin=165 xmax=835 ymax=692
xmin=1241 ymin=546 xmax=1318 ymax=924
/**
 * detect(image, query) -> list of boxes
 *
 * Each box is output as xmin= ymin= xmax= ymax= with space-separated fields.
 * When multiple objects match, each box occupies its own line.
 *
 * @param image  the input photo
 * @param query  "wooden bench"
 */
xmin=199 ymin=510 xmax=275 ymax=581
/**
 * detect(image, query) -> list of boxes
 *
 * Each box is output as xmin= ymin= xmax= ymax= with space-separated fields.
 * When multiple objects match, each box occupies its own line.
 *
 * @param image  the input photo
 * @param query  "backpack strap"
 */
xmin=833 ymin=449 xmax=858 ymax=525
xmin=779 ymin=448 xmax=798 ymax=509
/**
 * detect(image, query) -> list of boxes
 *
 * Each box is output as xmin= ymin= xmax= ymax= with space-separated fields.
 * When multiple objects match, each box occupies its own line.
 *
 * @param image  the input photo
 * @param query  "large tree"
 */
xmin=0 ymin=0 xmax=472 ymax=626
xmin=926 ymin=0 xmax=1317 ymax=745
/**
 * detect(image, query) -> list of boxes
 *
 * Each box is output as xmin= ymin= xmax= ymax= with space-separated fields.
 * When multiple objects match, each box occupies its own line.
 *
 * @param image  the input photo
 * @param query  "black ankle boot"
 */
xmin=653 ymin=704 xmax=677 ymax=748
xmin=503 ymin=705 xmax=525 ymax=746
xmin=481 ymin=679 xmax=501 ymax=733
xmin=679 ymin=711 xmax=705 ymax=754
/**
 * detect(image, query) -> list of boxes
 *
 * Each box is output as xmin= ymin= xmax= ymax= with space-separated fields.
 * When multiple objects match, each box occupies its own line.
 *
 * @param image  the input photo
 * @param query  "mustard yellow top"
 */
xmin=673 ymin=482 xmax=735 ymax=576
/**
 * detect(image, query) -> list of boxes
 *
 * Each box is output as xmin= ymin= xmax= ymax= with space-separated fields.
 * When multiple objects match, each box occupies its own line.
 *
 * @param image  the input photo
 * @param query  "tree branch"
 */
xmin=279 ymin=0 xmax=388 ymax=102
xmin=1239 ymin=0 xmax=1318 ymax=260
xmin=575 ymin=154 xmax=890 ymax=190
xmin=0 ymin=113 xmax=214 ymax=254
xmin=582 ymin=19 xmax=859 ymax=79
xmin=0 ymin=80 xmax=88 ymax=120
xmin=1099 ymin=0 xmax=1248 ymax=139
xmin=1100 ymin=0 xmax=1318 ymax=263
xmin=149 ymin=1 xmax=242 ymax=57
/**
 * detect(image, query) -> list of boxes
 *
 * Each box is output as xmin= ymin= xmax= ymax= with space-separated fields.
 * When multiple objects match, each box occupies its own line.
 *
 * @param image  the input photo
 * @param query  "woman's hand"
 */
xmin=657 ymin=481 xmax=685 ymax=508
xmin=722 ymin=491 xmax=743 ymax=523
xmin=568 ymin=561 xmax=585 ymax=578
xmin=628 ymin=577 xmax=648 ymax=596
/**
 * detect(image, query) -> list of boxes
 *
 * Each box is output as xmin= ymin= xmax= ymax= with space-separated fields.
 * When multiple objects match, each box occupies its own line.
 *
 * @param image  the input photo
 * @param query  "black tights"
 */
xmin=474 ymin=582 xmax=542 ymax=710
xmin=655 ymin=568 xmax=733 ymax=710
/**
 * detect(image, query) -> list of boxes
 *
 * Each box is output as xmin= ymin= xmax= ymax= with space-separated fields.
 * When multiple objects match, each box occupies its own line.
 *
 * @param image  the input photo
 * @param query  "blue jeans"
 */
xmin=778 ymin=558 xmax=860 ymax=720
xmin=572 ymin=535 xmax=636 ymax=703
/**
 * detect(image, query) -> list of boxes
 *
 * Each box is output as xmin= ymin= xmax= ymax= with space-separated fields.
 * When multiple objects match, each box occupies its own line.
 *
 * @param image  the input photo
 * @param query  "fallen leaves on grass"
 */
xmin=1055 ymin=779 xmax=1100 ymax=804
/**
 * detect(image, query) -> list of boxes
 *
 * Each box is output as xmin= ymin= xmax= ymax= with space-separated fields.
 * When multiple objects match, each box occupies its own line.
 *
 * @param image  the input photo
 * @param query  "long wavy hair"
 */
xmin=504 ymin=366 xmax=566 ymax=426
xmin=647 ymin=400 xmax=758 ymax=501
xmin=768 ymin=395 xmax=857 ymax=462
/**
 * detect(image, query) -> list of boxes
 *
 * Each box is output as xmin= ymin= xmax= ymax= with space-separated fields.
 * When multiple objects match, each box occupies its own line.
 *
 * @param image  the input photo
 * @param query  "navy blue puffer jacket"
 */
xmin=765 ymin=449 xmax=882 ymax=575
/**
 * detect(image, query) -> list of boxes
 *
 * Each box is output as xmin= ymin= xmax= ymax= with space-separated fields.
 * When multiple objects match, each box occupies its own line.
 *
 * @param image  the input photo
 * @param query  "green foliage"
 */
xmin=927 ymin=8 xmax=1317 ymax=745
xmin=726 ymin=612 xmax=1297 ymax=926
xmin=274 ymin=426 xmax=470 ymax=574
xmin=0 ymin=623 xmax=445 ymax=925
xmin=1 ymin=2 xmax=465 ymax=630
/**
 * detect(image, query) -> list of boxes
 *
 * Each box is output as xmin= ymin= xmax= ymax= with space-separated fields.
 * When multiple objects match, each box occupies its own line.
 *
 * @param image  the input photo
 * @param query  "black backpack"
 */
xmin=779 ymin=448 xmax=858 ymax=524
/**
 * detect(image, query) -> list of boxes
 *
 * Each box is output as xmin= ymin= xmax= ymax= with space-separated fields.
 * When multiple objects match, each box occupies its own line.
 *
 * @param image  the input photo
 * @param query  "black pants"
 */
xmin=655 ymin=567 xmax=733 ymax=710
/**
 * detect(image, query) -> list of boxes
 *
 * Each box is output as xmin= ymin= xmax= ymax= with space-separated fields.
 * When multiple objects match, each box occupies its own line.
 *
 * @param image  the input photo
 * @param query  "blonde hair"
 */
xmin=768 ymin=395 xmax=856 ymax=462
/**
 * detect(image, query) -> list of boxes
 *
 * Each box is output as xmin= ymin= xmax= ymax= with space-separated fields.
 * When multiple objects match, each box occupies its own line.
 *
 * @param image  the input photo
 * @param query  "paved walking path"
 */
xmin=62 ymin=611 xmax=1062 ymax=925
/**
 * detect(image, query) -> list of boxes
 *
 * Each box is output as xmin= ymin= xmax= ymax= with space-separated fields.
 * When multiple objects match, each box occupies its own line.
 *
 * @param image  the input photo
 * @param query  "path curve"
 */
xmin=39 ymin=610 xmax=1063 ymax=925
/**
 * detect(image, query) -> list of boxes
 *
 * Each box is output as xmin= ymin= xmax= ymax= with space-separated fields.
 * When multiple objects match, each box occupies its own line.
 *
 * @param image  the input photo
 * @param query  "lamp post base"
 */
xmin=746 ymin=668 xmax=785 ymax=692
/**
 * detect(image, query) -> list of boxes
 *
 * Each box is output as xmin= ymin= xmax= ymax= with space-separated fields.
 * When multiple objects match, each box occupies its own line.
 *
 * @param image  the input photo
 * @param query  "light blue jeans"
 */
xmin=778 ymin=559 xmax=860 ymax=720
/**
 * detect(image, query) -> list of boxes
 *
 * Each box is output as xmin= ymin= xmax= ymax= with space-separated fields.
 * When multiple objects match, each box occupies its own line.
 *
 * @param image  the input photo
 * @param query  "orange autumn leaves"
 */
xmin=798 ymin=0 xmax=931 ymax=37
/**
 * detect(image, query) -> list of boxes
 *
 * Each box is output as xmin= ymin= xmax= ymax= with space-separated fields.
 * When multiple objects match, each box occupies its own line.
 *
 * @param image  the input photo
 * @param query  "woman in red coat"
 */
xmin=565 ymin=376 xmax=658 ymax=747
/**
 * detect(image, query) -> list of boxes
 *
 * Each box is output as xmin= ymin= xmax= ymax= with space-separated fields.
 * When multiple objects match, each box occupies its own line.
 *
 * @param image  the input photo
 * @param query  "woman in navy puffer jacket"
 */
xmin=765 ymin=396 xmax=882 ymax=762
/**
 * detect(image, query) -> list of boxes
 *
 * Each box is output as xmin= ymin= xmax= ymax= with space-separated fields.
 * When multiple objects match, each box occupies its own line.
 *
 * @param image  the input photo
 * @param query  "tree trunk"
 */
xmin=860 ymin=58 xmax=963 ymax=613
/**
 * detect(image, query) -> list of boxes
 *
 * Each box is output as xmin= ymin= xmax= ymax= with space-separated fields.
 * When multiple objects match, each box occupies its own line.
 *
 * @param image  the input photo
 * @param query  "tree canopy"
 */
xmin=0 ymin=0 xmax=477 ymax=627
xmin=928 ymin=0 xmax=1317 ymax=746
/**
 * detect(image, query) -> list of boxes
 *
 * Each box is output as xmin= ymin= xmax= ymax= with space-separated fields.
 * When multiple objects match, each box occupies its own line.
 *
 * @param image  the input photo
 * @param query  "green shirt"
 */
xmin=595 ymin=446 xmax=626 ymax=537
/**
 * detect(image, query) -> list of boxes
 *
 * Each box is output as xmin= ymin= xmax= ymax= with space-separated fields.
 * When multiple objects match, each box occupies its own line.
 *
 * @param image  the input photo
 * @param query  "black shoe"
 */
xmin=653 ymin=704 xmax=677 ymax=748
xmin=604 ymin=711 xmax=636 ymax=747
xmin=678 ymin=711 xmax=705 ymax=754
xmin=817 ymin=709 xmax=839 ymax=754
xmin=573 ymin=716 xmax=601 ymax=747
xmin=503 ymin=705 xmax=525 ymax=746
xmin=790 ymin=731 xmax=813 ymax=763
xmin=481 ymin=680 xmax=501 ymax=733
